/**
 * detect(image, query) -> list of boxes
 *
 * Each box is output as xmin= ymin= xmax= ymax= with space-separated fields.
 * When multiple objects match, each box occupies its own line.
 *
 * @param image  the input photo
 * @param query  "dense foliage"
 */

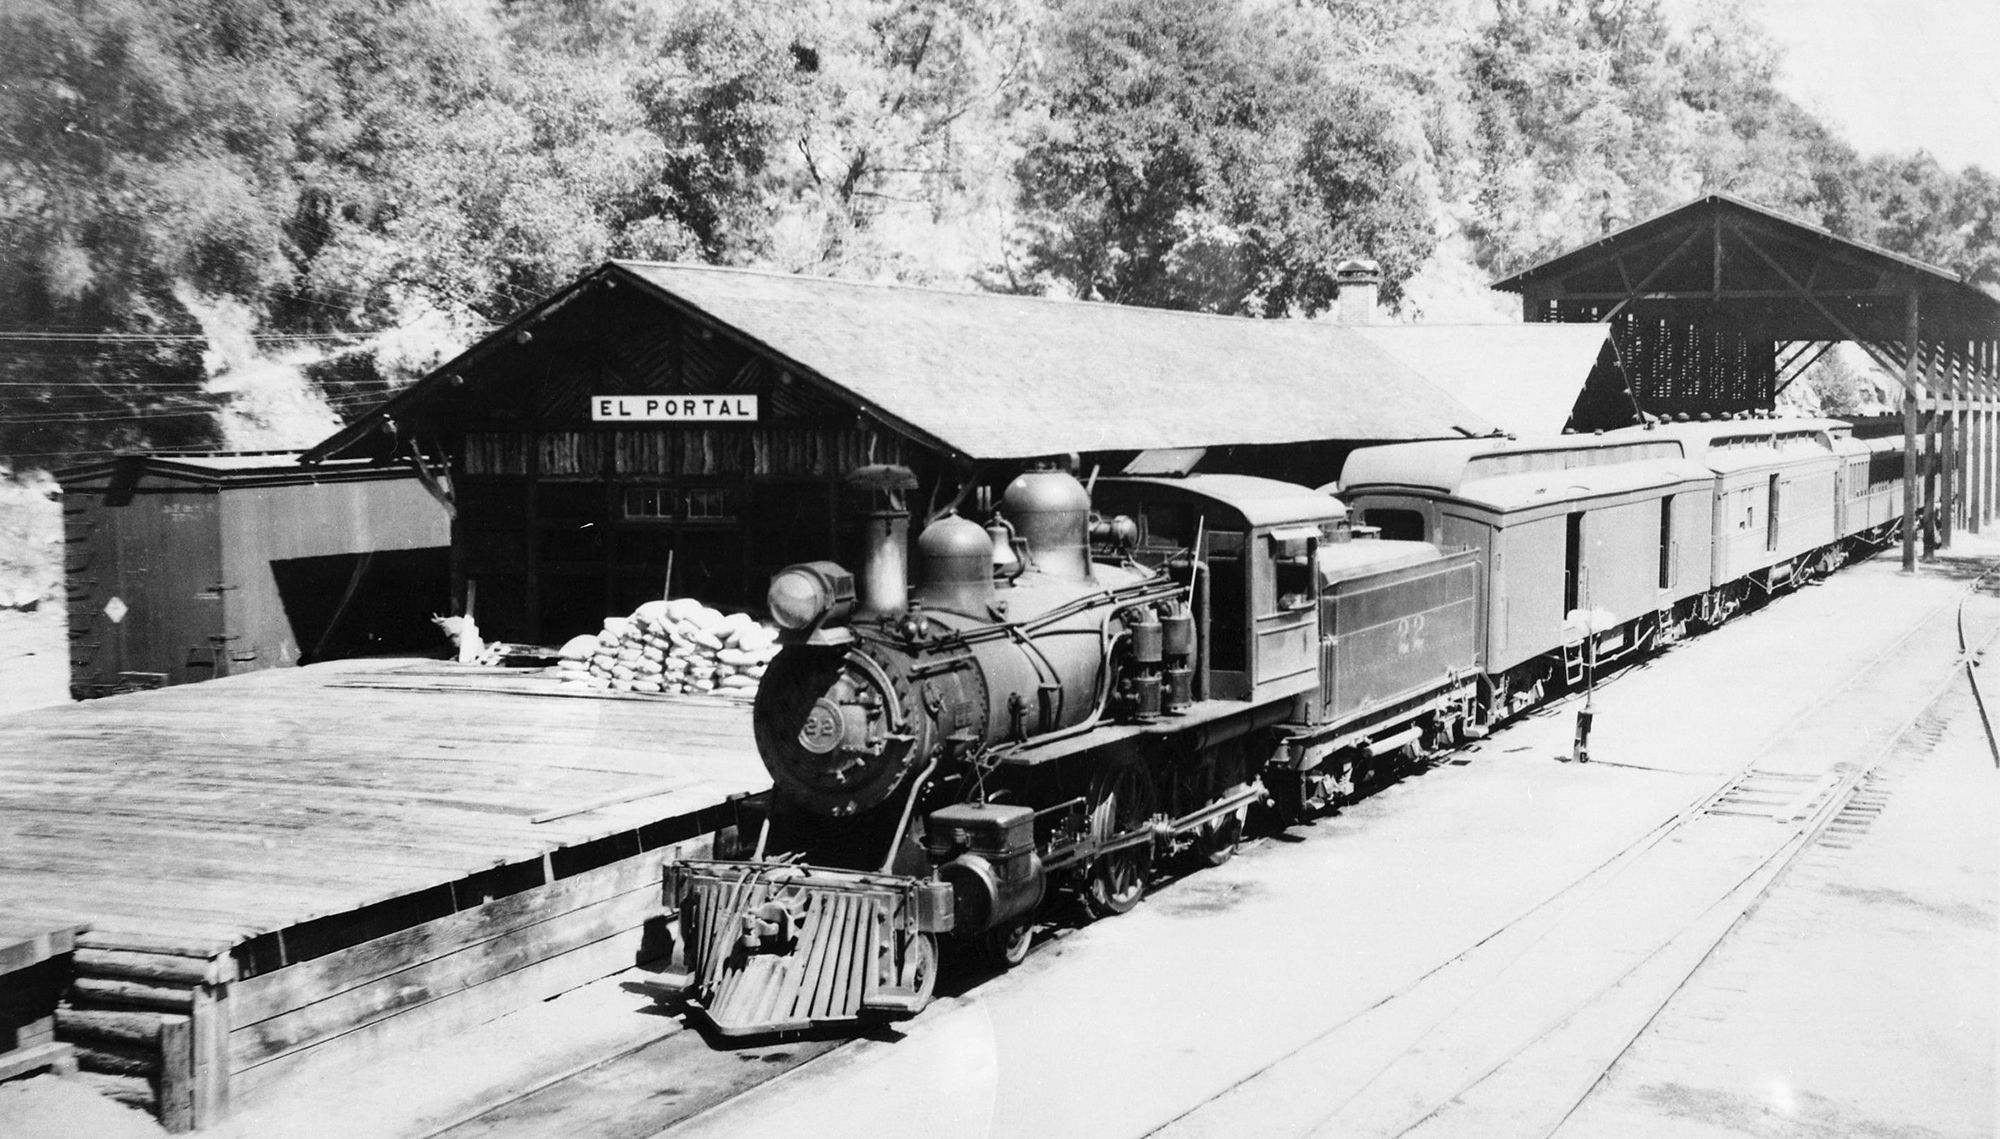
xmin=1 ymin=0 xmax=1995 ymax=467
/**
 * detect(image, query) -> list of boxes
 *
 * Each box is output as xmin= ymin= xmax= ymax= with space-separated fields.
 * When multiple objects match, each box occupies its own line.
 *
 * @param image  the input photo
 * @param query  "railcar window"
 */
xmin=1205 ymin=532 xmax=1247 ymax=672
xmin=1658 ymin=496 xmax=1674 ymax=589
xmin=1767 ymin=474 xmax=1780 ymax=551
xmin=1869 ymin=450 xmax=1904 ymax=488
xmin=1564 ymin=512 xmax=1583 ymax=613
xmin=1365 ymin=508 xmax=1425 ymax=542
xmin=1275 ymin=548 xmax=1314 ymax=612
xmin=1138 ymin=502 xmax=1196 ymax=550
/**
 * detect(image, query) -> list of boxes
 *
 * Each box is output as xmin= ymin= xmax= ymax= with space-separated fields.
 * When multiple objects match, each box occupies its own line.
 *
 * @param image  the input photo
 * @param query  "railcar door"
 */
xmin=1251 ymin=525 xmax=1321 ymax=700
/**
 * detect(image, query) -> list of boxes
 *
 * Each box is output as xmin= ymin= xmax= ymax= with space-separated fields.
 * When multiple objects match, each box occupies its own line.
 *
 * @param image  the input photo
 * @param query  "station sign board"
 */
xmin=590 ymin=395 xmax=759 ymax=422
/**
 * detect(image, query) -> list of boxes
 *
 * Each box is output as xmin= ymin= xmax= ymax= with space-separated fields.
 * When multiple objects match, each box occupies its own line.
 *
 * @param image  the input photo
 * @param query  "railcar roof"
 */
xmin=1597 ymin=419 xmax=1846 ymax=474
xmin=1101 ymin=473 xmax=1346 ymax=529
xmin=58 ymin=452 xmax=412 ymax=489
xmin=1456 ymin=460 xmax=1715 ymax=512
xmin=1316 ymin=539 xmax=1441 ymax=583
xmin=1336 ymin=433 xmax=1693 ymax=496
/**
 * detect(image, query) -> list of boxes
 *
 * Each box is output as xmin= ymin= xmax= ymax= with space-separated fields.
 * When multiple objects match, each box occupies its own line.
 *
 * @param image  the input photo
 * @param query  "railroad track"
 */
xmin=1149 ymin=567 xmax=2000 ymax=1139
xmin=423 ymin=564 xmax=2000 ymax=1139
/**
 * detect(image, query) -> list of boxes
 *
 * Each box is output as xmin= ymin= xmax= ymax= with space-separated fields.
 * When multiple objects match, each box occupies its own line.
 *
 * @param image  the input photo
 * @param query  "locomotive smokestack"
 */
xmin=847 ymin=465 xmax=920 ymax=619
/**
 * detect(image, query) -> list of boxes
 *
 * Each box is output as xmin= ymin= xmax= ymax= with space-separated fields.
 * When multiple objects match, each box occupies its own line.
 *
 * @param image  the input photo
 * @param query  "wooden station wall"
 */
xmin=440 ymin=282 xmax=938 ymax=645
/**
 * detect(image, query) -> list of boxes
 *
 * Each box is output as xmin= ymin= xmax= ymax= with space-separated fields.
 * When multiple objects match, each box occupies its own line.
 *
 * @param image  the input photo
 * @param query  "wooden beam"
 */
xmin=1553 ymin=288 xmax=1910 ymax=302
xmin=1731 ymin=224 xmax=1922 ymax=396
xmin=1598 ymin=228 xmax=1707 ymax=324
xmin=1712 ymin=213 xmax=1724 ymax=302
xmin=1773 ymin=341 xmax=1837 ymax=395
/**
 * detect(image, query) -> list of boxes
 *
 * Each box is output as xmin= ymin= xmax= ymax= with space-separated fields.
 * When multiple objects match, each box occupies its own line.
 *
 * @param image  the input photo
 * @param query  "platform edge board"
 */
xmin=0 ymin=924 xmax=87 ymax=975
xmin=227 ymin=843 xmax=683 ymax=1027
xmin=224 ymin=919 xmax=659 ymax=1115
xmin=227 ymin=877 xmax=663 ymax=1070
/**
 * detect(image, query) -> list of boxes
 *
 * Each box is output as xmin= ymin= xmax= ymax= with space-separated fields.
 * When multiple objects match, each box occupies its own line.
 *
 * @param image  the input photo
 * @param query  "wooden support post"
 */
xmin=191 ymin=982 xmax=229 ymax=1128
xmin=1969 ymin=340 xmax=1982 ymax=535
xmin=1988 ymin=339 xmax=1998 ymax=527
xmin=1966 ymin=342 xmax=1980 ymax=534
xmin=1990 ymin=339 xmax=1998 ymax=526
xmin=157 ymin=1016 xmax=194 ymax=1132
xmin=1941 ymin=349 xmax=1956 ymax=549
xmin=1903 ymin=292 xmax=1920 ymax=572
xmin=1924 ymin=345 xmax=1940 ymax=559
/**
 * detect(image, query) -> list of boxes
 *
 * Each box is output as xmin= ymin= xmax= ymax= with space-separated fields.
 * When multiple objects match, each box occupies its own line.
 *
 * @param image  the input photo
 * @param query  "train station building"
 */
xmin=302 ymin=263 xmax=1611 ymax=644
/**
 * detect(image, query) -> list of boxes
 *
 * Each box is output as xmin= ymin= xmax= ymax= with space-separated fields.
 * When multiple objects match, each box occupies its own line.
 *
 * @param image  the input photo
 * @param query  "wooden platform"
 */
xmin=0 ymin=658 xmax=766 ymax=1128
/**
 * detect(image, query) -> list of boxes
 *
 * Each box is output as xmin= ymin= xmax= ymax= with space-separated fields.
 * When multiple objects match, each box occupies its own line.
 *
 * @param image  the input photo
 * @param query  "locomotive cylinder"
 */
xmin=926 ymin=801 xmax=1045 ymax=933
xmin=1002 ymin=468 xmax=1093 ymax=579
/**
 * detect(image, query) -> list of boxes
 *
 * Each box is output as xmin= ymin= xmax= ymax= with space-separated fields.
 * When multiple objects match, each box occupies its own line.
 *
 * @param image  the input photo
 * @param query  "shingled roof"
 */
xmin=305 ymin=261 xmax=1503 ymax=465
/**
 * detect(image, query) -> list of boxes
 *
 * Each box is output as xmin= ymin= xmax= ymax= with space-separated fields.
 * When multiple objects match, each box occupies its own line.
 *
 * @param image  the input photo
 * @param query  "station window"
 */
xmin=623 ymin=487 xmax=672 ymax=520
xmin=682 ymin=487 xmax=737 ymax=523
xmin=621 ymin=486 xmax=738 ymax=523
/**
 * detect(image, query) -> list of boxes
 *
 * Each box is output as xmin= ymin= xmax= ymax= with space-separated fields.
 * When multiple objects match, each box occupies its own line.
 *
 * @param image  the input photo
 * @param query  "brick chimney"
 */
xmin=1335 ymin=258 xmax=1381 ymax=325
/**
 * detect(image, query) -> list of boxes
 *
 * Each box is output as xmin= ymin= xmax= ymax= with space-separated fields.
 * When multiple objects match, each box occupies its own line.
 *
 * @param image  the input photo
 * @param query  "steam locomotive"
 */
xmin=651 ymin=419 xmax=1911 ymax=1036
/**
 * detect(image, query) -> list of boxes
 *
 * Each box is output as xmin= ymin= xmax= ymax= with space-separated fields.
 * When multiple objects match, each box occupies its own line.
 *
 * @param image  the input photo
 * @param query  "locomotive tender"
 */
xmin=652 ymin=418 xmax=1911 ymax=1037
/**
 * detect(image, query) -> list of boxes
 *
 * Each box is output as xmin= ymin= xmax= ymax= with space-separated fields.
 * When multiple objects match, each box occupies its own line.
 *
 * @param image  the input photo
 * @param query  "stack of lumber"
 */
xmin=555 ymin=598 xmax=779 ymax=698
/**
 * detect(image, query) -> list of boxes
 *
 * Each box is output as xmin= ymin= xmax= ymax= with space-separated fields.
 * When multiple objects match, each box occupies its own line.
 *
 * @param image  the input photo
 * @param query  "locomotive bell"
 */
xmin=1001 ymin=468 xmax=1093 ymax=579
xmin=913 ymin=513 xmax=996 ymax=618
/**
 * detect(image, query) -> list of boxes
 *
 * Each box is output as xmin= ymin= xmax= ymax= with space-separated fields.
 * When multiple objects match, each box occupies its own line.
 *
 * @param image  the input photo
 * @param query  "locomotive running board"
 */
xmin=652 ymin=860 xmax=950 ymax=1037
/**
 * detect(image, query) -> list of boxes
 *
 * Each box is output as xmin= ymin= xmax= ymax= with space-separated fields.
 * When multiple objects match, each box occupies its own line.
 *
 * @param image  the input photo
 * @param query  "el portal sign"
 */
xmin=591 ymin=395 xmax=759 ymax=422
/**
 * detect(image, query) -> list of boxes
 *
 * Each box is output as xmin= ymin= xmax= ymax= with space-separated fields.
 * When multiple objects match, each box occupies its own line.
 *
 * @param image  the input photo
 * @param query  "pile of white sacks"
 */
xmin=554 ymin=597 xmax=780 ymax=697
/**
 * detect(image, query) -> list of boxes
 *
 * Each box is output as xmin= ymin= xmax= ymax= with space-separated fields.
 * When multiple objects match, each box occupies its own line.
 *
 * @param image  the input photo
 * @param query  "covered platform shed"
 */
xmin=1495 ymin=192 xmax=2000 ymax=570
xmin=302 ymin=263 xmax=1604 ymax=646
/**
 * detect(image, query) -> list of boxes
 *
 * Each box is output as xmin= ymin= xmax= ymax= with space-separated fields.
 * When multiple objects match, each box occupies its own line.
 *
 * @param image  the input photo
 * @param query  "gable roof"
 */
xmin=613 ymin=263 xmax=1497 ymax=457
xmin=306 ymin=262 xmax=1498 ymax=465
xmin=1349 ymin=323 xmax=1610 ymax=436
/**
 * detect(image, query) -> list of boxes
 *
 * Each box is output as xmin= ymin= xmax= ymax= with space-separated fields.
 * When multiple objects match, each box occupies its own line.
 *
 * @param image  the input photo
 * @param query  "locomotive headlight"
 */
xmin=767 ymin=561 xmax=857 ymax=630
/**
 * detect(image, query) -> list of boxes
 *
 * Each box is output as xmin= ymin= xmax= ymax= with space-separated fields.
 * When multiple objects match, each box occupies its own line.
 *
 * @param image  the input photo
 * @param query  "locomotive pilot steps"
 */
xmin=651 ymin=419 xmax=1914 ymax=1038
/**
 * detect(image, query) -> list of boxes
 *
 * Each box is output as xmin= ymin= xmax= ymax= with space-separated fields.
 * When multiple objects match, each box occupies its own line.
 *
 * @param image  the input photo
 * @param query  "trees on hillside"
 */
xmin=1012 ymin=0 xmax=1434 ymax=315
xmin=0 ymin=0 xmax=1995 ymax=467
